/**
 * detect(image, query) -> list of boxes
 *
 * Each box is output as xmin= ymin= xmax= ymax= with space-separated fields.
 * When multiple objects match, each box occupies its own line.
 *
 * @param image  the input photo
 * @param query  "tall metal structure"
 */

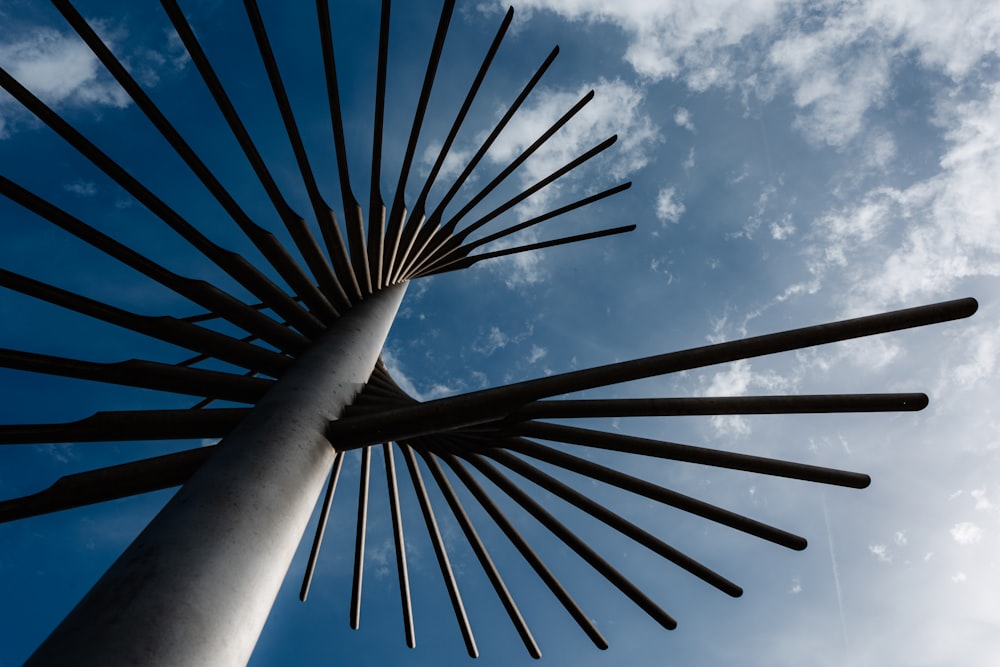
xmin=0 ymin=1 xmax=977 ymax=665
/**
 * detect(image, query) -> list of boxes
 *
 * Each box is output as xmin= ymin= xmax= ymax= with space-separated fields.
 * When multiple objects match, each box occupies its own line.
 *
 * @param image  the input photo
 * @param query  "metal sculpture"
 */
xmin=0 ymin=1 xmax=977 ymax=664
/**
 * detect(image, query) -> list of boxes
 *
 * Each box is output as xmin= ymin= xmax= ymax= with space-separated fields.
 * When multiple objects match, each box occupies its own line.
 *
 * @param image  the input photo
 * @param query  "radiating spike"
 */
xmin=326 ymin=298 xmax=978 ymax=448
xmin=351 ymin=446 xmax=373 ymax=630
xmin=0 ymin=348 xmax=271 ymax=404
xmin=0 ymin=408 xmax=248 ymax=445
xmin=418 ymin=447 xmax=542 ymax=658
xmin=162 ymin=0 xmax=353 ymax=313
xmin=364 ymin=0 xmax=392 ymax=293
xmin=383 ymin=443 xmax=416 ymax=647
xmin=480 ymin=447 xmax=742 ymax=596
xmin=418 ymin=224 xmax=636 ymax=277
xmin=0 ymin=447 xmax=212 ymax=523
xmin=437 ymin=442 xmax=609 ymax=649
xmin=383 ymin=0 xmax=456 ymax=285
xmin=0 ymin=66 xmax=314 ymax=336
xmin=58 ymin=0 xmax=335 ymax=331
xmin=456 ymin=446 xmax=678 ymax=631
xmin=514 ymin=421 xmax=870 ymax=488
xmin=502 ymin=436 xmax=807 ymax=550
xmin=242 ymin=0 xmax=364 ymax=303
xmin=398 ymin=442 xmax=478 ymax=657
xmin=301 ymin=451 xmax=345 ymax=601
xmin=0 ymin=268 xmax=291 ymax=378
xmin=508 ymin=393 xmax=930 ymax=419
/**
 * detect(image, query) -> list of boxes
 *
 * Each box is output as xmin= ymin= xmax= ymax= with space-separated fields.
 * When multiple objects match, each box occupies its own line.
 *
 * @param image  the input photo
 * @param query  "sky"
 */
xmin=1 ymin=0 xmax=999 ymax=665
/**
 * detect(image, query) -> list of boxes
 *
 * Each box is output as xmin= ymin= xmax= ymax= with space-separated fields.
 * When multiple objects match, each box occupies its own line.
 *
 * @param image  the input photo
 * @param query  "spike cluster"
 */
xmin=0 ymin=0 xmax=978 ymax=660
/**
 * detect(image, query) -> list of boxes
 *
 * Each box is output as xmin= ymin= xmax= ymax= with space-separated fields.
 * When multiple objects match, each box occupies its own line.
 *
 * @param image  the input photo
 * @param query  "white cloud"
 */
xmin=63 ymin=180 xmax=97 ymax=197
xmin=473 ymin=326 xmax=509 ymax=356
xmin=655 ymin=185 xmax=684 ymax=223
xmin=950 ymin=521 xmax=983 ymax=545
xmin=527 ymin=344 xmax=547 ymax=364
xmin=673 ymin=106 xmax=694 ymax=131
xmin=869 ymin=544 xmax=891 ymax=563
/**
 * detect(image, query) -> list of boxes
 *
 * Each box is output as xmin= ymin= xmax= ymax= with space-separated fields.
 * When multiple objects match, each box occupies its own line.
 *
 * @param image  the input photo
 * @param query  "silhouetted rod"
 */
xmin=163 ymin=0 xmax=353 ymax=314
xmin=0 ymin=408 xmax=248 ymax=445
xmin=508 ymin=393 xmax=930 ymax=419
xmin=515 ymin=421 xmax=870 ymax=488
xmin=57 ymin=0 xmax=334 ymax=332
xmin=502 ymin=436 xmax=807 ymax=550
xmin=364 ymin=0 xmax=391 ymax=293
xmin=419 ymin=448 xmax=542 ymax=659
xmin=0 ymin=174 xmax=307 ymax=354
xmin=457 ymin=448 xmax=678 ymax=631
xmin=436 ymin=443 xmax=609 ymax=650
xmin=384 ymin=443 xmax=416 ymax=648
xmin=479 ymin=446 xmax=743 ymax=596
xmin=301 ymin=451 xmax=345 ymax=601
xmin=326 ymin=298 xmax=977 ymax=447
xmin=351 ymin=445 xmax=373 ymax=630
xmin=0 ymin=446 xmax=212 ymax=523
xmin=0 ymin=348 xmax=272 ymax=403
xmin=399 ymin=443 xmax=478 ymax=658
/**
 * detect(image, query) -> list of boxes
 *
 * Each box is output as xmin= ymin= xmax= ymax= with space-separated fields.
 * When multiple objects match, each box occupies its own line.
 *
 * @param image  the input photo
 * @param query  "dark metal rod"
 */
xmin=436 ymin=444 xmax=609 ymax=650
xmin=503 ymin=436 xmax=807 ymax=550
xmin=300 ymin=451 xmax=345 ymax=601
xmin=383 ymin=443 xmax=416 ymax=648
xmin=0 ymin=408 xmax=248 ymax=445
xmin=418 ymin=224 xmax=636 ymax=277
xmin=162 ymin=0 xmax=353 ymax=314
xmin=383 ymin=0 xmax=455 ymax=286
xmin=351 ymin=446 xmax=373 ymax=630
xmin=0 ymin=446 xmax=212 ymax=523
xmin=508 ymin=393 xmax=930 ymax=419
xmin=364 ymin=0 xmax=392 ymax=293
xmin=0 ymin=348 xmax=271 ymax=404
xmin=398 ymin=443 xmax=477 ymax=658
xmin=0 ymin=175 xmax=306 ymax=355
xmin=0 ymin=66 xmax=314 ymax=340
xmin=456 ymin=447 xmax=678 ymax=631
xmin=326 ymin=298 xmax=977 ymax=447
xmin=418 ymin=448 xmax=541 ymax=658
xmin=397 ymin=45 xmax=560 ymax=279
xmin=480 ymin=446 xmax=742 ymax=596
xmin=0 ymin=268 xmax=291 ymax=378
xmin=59 ymin=0 xmax=333 ymax=332
xmin=514 ymin=421 xmax=870 ymax=488
xmin=393 ymin=6 xmax=513 ymax=284
xmin=243 ymin=0 xmax=365 ymax=303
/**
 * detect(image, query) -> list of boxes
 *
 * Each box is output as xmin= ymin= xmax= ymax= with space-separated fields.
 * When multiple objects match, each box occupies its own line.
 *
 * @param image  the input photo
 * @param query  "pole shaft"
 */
xmin=26 ymin=283 xmax=407 ymax=667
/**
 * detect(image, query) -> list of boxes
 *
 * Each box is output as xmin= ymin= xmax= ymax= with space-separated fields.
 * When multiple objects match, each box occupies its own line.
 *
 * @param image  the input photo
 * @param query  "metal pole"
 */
xmin=25 ymin=282 xmax=407 ymax=667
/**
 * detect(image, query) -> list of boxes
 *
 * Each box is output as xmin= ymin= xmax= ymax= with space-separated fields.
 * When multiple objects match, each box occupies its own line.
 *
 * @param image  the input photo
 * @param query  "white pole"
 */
xmin=26 ymin=283 xmax=407 ymax=667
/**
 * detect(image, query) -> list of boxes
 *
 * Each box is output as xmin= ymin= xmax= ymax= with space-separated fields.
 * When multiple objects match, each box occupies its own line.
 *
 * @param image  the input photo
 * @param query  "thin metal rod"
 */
xmin=383 ymin=0 xmax=455 ymax=285
xmin=508 ymin=393 xmax=930 ymax=419
xmin=162 ymin=0 xmax=353 ymax=313
xmin=0 ymin=408 xmax=248 ymax=445
xmin=326 ymin=298 xmax=978 ymax=447
xmin=0 ymin=447 xmax=212 ymax=523
xmin=0 ymin=348 xmax=271 ymax=403
xmin=300 ymin=451 xmax=345 ymax=601
xmin=0 ymin=175 xmax=307 ymax=355
xmin=456 ymin=446 xmax=678 ymax=631
xmin=365 ymin=0 xmax=392 ymax=293
xmin=393 ymin=6 xmax=514 ymax=283
xmin=384 ymin=443 xmax=416 ymax=648
xmin=243 ymin=0 xmax=364 ymax=302
xmin=316 ymin=0 xmax=367 ymax=294
xmin=480 ymin=446 xmax=742 ymax=596
xmin=436 ymin=444 xmax=609 ymax=650
xmin=502 ymin=436 xmax=807 ymax=550
xmin=418 ymin=224 xmax=636 ymax=277
xmin=0 ymin=268 xmax=291 ymax=378
xmin=59 ymin=0 xmax=334 ymax=332
xmin=397 ymin=45 xmax=560 ymax=279
xmin=0 ymin=66 xmax=313 ymax=337
xmin=419 ymin=448 xmax=541 ymax=658
xmin=351 ymin=446 xmax=373 ymax=630
xmin=514 ymin=421 xmax=871 ymax=488
xmin=398 ymin=443 xmax=477 ymax=658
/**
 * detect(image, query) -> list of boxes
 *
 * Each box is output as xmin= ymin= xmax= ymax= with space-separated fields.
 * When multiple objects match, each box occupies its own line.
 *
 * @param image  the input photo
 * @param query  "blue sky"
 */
xmin=1 ymin=0 xmax=999 ymax=665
